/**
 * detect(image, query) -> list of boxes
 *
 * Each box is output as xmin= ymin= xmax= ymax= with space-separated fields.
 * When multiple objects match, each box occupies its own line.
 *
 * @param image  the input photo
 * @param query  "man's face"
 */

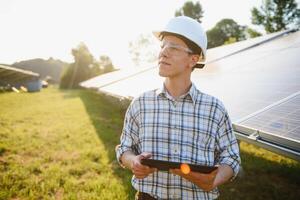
xmin=158 ymin=35 xmax=195 ymax=78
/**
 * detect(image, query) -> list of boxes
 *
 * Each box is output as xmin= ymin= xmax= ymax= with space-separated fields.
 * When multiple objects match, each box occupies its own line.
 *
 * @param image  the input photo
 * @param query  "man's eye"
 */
xmin=169 ymin=46 xmax=178 ymax=51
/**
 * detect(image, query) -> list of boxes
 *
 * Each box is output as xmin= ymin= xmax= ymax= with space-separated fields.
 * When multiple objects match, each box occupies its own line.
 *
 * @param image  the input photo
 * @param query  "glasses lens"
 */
xmin=160 ymin=43 xmax=192 ymax=55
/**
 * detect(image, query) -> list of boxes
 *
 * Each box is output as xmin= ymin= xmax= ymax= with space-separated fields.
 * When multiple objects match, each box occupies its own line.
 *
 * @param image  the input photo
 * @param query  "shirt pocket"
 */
xmin=184 ymin=127 xmax=215 ymax=165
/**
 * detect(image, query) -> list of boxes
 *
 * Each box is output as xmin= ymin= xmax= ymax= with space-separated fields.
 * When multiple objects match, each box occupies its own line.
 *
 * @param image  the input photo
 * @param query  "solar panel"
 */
xmin=234 ymin=91 xmax=300 ymax=152
xmin=79 ymin=66 xmax=155 ymax=89
xmin=0 ymin=64 xmax=39 ymax=82
xmin=192 ymin=30 xmax=300 ymax=121
xmin=205 ymin=29 xmax=291 ymax=63
xmin=99 ymin=67 xmax=163 ymax=99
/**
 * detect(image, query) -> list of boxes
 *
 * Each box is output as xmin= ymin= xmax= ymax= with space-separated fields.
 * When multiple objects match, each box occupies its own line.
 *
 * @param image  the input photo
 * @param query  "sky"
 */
xmin=0 ymin=0 xmax=297 ymax=68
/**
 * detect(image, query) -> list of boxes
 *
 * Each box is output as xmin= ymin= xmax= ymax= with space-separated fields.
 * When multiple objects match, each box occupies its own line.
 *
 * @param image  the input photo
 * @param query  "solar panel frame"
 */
xmin=233 ymin=126 xmax=300 ymax=162
xmin=234 ymin=91 xmax=300 ymax=152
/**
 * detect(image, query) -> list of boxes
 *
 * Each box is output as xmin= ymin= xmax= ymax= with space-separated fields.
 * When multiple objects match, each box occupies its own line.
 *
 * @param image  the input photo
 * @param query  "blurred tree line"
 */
xmin=251 ymin=0 xmax=300 ymax=33
xmin=176 ymin=0 xmax=299 ymax=48
xmin=173 ymin=1 xmax=261 ymax=48
xmin=60 ymin=43 xmax=115 ymax=89
xmin=129 ymin=34 xmax=158 ymax=67
xmin=129 ymin=0 xmax=299 ymax=63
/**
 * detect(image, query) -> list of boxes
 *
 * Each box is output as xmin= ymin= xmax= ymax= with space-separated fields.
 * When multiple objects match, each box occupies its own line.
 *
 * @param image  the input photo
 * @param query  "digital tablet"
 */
xmin=141 ymin=159 xmax=217 ymax=174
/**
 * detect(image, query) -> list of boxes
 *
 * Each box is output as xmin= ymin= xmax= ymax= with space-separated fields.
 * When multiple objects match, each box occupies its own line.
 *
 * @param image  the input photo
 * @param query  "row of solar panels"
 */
xmin=80 ymin=29 xmax=300 ymax=161
xmin=0 ymin=64 xmax=42 ymax=92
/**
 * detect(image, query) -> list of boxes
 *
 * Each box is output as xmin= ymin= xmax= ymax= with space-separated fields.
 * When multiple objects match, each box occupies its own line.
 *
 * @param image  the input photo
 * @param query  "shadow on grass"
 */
xmin=219 ymin=150 xmax=300 ymax=200
xmin=60 ymin=88 xmax=135 ymax=199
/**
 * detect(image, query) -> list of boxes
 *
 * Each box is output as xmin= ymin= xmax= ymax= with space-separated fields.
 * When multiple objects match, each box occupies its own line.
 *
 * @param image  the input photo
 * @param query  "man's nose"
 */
xmin=159 ymin=46 xmax=169 ymax=58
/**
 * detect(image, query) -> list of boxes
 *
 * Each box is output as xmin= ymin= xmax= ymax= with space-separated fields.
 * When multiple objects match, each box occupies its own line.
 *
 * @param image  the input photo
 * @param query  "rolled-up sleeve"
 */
xmin=116 ymin=99 xmax=140 ymax=167
xmin=216 ymin=108 xmax=241 ymax=180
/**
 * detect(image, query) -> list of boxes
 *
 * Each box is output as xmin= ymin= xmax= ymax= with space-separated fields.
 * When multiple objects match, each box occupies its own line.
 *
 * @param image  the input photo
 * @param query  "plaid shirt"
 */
xmin=116 ymin=83 xmax=240 ymax=200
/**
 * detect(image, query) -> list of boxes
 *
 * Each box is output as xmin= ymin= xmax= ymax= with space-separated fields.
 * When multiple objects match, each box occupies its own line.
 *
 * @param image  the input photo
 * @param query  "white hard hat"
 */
xmin=153 ymin=16 xmax=207 ymax=64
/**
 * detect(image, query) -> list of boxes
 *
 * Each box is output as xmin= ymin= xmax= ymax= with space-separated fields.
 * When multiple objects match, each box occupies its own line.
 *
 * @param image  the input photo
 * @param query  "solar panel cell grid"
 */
xmin=240 ymin=92 xmax=300 ymax=142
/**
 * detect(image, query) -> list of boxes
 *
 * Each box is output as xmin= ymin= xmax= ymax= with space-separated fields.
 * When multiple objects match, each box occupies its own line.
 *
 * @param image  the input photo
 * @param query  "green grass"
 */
xmin=0 ymin=86 xmax=132 ymax=200
xmin=0 ymin=86 xmax=299 ymax=200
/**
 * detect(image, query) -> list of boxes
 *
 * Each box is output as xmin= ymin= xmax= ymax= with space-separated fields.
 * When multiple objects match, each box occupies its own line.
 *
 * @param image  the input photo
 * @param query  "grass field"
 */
xmin=0 ymin=86 xmax=299 ymax=200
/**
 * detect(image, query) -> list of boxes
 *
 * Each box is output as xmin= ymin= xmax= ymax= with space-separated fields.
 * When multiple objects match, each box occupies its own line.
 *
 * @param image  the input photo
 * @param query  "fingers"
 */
xmin=140 ymin=152 xmax=152 ymax=159
xmin=132 ymin=160 xmax=150 ymax=175
xmin=170 ymin=169 xmax=217 ymax=183
xmin=170 ymin=168 xmax=181 ymax=175
xmin=134 ymin=170 xmax=149 ymax=179
xmin=131 ymin=153 xmax=156 ymax=179
xmin=132 ymin=164 xmax=156 ymax=174
xmin=133 ymin=166 xmax=156 ymax=179
xmin=211 ymin=167 xmax=218 ymax=175
xmin=170 ymin=169 xmax=216 ymax=190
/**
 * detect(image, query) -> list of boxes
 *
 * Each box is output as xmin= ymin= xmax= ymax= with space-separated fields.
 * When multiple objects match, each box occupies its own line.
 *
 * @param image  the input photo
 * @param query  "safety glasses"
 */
xmin=160 ymin=42 xmax=193 ymax=56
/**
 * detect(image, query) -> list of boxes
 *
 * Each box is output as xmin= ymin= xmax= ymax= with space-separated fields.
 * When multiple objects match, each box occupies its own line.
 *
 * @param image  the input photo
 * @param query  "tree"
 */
xmin=251 ymin=0 xmax=300 ymax=33
xmin=89 ymin=55 xmax=116 ymax=77
xmin=60 ymin=42 xmax=94 ymax=89
xmin=224 ymin=37 xmax=237 ymax=45
xmin=175 ymin=1 xmax=204 ymax=23
xmin=60 ymin=43 xmax=116 ymax=89
xmin=207 ymin=19 xmax=246 ymax=48
xmin=99 ymin=55 xmax=114 ymax=73
xmin=245 ymin=27 xmax=262 ymax=38
xmin=129 ymin=34 xmax=158 ymax=67
xmin=206 ymin=27 xmax=224 ymax=49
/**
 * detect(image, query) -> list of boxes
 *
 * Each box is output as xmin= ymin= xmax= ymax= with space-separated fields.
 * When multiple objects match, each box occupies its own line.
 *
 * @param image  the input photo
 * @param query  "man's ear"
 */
xmin=189 ymin=54 xmax=200 ymax=68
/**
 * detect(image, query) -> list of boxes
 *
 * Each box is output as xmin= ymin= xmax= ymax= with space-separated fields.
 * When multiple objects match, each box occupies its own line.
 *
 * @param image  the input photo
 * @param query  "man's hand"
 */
xmin=130 ymin=152 xmax=157 ymax=179
xmin=170 ymin=167 xmax=218 ymax=191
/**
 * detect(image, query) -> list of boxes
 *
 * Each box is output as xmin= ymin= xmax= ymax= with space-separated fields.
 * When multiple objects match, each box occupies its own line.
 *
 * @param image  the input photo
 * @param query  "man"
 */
xmin=116 ymin=16 xmax=241 ymax=200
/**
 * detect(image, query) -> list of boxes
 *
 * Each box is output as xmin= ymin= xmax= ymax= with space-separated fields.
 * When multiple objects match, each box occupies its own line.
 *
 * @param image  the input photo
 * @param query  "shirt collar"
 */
xmin=155 ymin=82 xmax=198 ymax=105
xmin=188 ymin=83 xmax=198 ymax=104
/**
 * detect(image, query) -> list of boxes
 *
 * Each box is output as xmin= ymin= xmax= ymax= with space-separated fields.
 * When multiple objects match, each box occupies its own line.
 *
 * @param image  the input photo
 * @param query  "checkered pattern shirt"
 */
xmin=116 ymin=83 xmax=240 ymax=200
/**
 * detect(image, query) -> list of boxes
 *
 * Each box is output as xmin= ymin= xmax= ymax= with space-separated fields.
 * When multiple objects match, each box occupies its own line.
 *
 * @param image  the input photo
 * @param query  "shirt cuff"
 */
xmin=115 ymin=144 xmax=132 ymax=168
xmin=219 ymin=157 xmax=240 ymax=181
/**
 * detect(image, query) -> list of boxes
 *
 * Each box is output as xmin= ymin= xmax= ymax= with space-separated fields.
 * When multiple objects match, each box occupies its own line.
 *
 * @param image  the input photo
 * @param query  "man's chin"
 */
xmin=158 ymin=65 xmax=170 ymax=77
xmin=158 ymin=70 xmax=168 ymax=77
